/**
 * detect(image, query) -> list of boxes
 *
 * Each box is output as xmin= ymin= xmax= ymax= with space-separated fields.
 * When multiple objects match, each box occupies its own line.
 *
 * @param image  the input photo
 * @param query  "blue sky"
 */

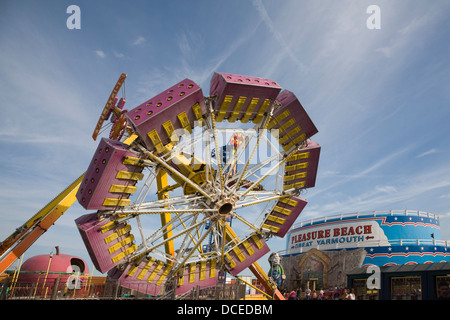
xmin=1 ymin=0 xmax=450 ymax=276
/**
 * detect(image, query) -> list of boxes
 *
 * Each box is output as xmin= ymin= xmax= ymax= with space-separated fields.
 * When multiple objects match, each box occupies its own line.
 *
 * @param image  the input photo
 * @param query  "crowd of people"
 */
xmin=282 ymin=287 xmax=356 ymax=300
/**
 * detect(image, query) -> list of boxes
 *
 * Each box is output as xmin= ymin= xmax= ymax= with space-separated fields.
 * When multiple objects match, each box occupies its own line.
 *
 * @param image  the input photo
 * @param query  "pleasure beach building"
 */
xmin=280 ymin=210 xmax=450 ymax=298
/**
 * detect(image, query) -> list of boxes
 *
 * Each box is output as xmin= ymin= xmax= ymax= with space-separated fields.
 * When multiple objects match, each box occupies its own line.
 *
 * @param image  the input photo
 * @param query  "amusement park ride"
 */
xmin=0 ymin=72 xmax=321 ymax=300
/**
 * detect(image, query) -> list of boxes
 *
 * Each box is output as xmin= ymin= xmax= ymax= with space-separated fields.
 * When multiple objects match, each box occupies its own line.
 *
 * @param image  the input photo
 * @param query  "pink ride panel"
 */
xmin=225 ymin=233 xmax=270 ymax=276
xmin=209 ymin=72 xmax=282 ymax=123
xmin=126 ymin=78 xmax=206 ymax=152
xmin=269 ymin=90 xmax=318 ymax=152
xmin=283 ymin=139 xmax=321 ymax=191
xmin=75 ymin=213 xmax=137 ymax=273
xmin=77 ymin=138 xmax=144 ymax=210
xmin=107 ymin=258 xmax=219 ymax=296
xmin=262 ymin=195 xmax=308 ymax=238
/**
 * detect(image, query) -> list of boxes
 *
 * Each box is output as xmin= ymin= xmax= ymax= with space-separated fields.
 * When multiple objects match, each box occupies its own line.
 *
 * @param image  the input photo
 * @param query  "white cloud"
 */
xmin=133 ymin=36 xmax=146 ymax=46
xmin=177 ymin=32 xmax=191 ymax=56
xmin=311 ymin=145 xmax=413 ymax=198
xmin=321 ymin=170 xmax=340 ymax=177
xmin=417 ymin=148 xmax=437 ymax=158
xmin=375 ymin=47 xmax=392 ymax=58
xmin=114 ymin=51 xmax=125 ymax=58
xmin=135 ymin=21 xmax=261 ymax=101
xmin=251 ymin=0 xmax=306 ymax=73
xmin=440 ymin=212 xmax=450 ymax=219
xmin=306 ymin=164 xmax=450 ymax=220
xmin=95 ymin=50 xmax=106 ymax=58
xmin=0 ymin=131 xmax=65 ymax=144
xmin=375 ymin=185 xmax=397 ymax=194
xmin=398 ymin=11 xmax=435 ymax=36
xmin=375 ymin=3 xmax=442 ymax=59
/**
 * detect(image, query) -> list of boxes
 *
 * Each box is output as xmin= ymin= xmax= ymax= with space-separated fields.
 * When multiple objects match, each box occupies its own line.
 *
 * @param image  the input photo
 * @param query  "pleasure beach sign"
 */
xmin=287 ymin=220 xmax=390 ymax=254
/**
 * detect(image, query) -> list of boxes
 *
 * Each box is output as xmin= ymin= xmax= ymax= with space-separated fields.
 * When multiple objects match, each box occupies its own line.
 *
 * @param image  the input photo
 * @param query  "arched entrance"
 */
xmin=297 ymin=249 xmax=330 ymax=291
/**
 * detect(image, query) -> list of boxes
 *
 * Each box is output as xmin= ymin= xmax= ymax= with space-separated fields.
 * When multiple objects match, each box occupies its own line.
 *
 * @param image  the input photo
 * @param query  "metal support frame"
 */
xmin=156 ymin=169 xmax=175 ymax=263
xmin=223 ymin=223 xmax=284 ymax=300
xmin=1 ymin=74 xmax=321 ymax=303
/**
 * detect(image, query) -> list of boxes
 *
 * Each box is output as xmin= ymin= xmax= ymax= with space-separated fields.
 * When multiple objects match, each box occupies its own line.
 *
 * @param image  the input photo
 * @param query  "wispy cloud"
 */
xmin=440 ymin=212 xmax=450 ymax=219
xmin=114 ymin=51 xmax=125 ymax=58
xmin=95 ymin=50 xmax=106 ymax=58
xmin=0 ymin=131 xmax=65 ymax=144
xmin=135 ymin=21 xmax=261 ymax=101
xmin=251 ymin=0 xmax=306 ymax=73
xmin=304 ymin=164 xmax=450 ymax=220
xmin=177 ymin=32 xmax=192 ymax=56
xmin=133 ymin=36 xmax=146 ymax=46
xmin=417 ymin=148 xmax=437 ymax=158
xmin=311 ymin=145 xmax=413 ymax=198
xmin=376 ymin=4 xmax=442 ymax=59
xmin=375 ymin=185 xmax=398 ymax=194
xmin=95 ymin=50 xmax=126 ymax=59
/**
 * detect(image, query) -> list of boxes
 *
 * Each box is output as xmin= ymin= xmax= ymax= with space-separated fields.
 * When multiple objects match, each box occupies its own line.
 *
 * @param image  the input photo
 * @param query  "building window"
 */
xmin=435 ymin=276 xmax=450 ymax=300
xmin=390 ymin=276 xmax=422 ymax=300
xmin=351 ymin=279 xmax=379 ymax=300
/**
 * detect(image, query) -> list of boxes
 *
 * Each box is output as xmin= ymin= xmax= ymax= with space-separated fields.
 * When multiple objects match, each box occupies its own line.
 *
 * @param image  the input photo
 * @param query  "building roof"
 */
xmin=348 ymin=261 xmax=450 ymax=276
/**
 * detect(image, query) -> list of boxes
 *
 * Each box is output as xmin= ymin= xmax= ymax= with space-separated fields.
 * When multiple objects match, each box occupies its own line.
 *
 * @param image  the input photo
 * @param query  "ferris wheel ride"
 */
xmin=75 ymin=72 xmax=321 ymax=299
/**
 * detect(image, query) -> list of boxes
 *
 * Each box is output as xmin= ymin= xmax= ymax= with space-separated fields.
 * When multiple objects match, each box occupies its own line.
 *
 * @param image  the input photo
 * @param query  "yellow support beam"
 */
xmin=0 ymin=173 xmax=84 ymax=274
xmin=236 ymin=276 xmax=272 ymax=300
xmin=222 ymin=222 xmax=285 ymax=300
xmin=156 ymin=169 xmax=175 ymax=262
